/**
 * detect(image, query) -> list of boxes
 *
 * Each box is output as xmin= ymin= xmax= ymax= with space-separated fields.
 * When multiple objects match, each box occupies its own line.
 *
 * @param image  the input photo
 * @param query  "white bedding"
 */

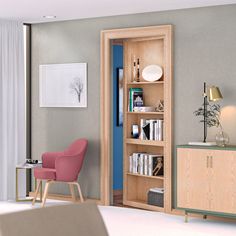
xmin=0 ymin=201 xmax=235 ymax=236
xmin=99 ymin=206 xmax=236 ymax=236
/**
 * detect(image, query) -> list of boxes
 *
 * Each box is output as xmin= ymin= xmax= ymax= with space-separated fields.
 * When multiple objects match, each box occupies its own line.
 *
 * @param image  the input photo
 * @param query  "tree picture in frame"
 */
xmin=39 ymin=63 xmax=87 ymax=107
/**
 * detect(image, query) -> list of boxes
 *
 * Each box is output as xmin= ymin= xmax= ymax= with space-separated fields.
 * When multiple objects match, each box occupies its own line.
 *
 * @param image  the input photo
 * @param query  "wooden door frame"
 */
xmin=100 ymin=25 xmax=173 ymax=206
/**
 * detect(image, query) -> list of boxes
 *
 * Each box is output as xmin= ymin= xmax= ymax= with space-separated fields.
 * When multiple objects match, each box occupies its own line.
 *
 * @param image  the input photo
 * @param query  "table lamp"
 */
xmin=203 ymin=83 xmax=223 ymax=142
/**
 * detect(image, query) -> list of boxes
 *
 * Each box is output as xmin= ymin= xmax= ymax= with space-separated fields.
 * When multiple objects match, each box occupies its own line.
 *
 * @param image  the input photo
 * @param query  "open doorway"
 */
xmin=100 ymin=26 xmax=172 ymax=213
xmin=112 ymin=41 xmax=123 ymax=206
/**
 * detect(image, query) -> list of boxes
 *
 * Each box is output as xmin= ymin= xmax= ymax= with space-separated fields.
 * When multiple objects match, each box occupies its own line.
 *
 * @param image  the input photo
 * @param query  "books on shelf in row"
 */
xmin=140 ymin=119 xmax=164 ymax=141
xmin=128 ymin=88 xmax=143 ymax=112
xmin=129 ymin=153 xmax=164 ymax=176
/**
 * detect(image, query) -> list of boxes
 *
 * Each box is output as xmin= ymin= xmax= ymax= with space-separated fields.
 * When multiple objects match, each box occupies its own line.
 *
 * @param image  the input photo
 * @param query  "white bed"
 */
xmin=0 ymin=201 xmax=235 ymax=236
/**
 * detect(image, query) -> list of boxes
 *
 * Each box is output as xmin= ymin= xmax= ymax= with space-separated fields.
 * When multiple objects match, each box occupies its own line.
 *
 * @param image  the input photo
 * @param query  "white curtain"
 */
xmin=0 ymin=20 xmax=26 ymax=200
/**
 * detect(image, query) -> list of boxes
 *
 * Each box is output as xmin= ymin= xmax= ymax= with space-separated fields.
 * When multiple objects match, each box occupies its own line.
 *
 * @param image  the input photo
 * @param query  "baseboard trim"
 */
xmin=29 ymin=192 xmax=102 ymax=205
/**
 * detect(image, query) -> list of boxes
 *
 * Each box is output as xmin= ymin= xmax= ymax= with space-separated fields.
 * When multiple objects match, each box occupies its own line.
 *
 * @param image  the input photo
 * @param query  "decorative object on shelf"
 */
xmin=132 ymin=55 xmax=136 ymax=82
xmin=148 ymin=188 xmax=164 ymax=207
xmin=192 ymin=82 xmax=223 ymax=146
xmin=137 ymin=58 xmax=140 ymax=82
xmin=131 ymin=124 xmax=139 ymax=139
xmin=132 ymin=56 xmax=140 ymax=82
xmin=26 ymin=159 xmax=41 ymax=165
xmin=153 ymin=156 xmax=164 ymax=176
xmin=215 ymin=131 xmax=230 ymax=147
xmin=155 ymin=100 xmax=164 ymax=112
xmin=117 ymin=68 xmax=123 ymax=126
xmin=39 ymin=63 xmax=87 ymax=107
xmin=142 ymin=64 xmax=163 ymax=82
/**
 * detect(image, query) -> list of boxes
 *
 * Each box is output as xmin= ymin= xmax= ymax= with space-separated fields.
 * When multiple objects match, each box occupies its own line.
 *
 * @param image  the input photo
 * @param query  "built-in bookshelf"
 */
xmin=123 ymin=26 xmax=172 ymax=213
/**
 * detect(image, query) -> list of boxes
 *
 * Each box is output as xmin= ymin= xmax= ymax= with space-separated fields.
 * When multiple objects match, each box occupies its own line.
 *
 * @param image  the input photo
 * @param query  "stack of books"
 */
xmin=128 ymin=88 xmax=143 ymax=112
xmin=129 ymin=153 xmax=164 ymax=176
xmin=140 ymin=119 xmax=164 ymax=141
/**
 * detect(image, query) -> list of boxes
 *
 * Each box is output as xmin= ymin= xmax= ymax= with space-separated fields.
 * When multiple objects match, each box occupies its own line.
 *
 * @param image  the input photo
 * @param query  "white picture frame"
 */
xmin=39 ymin=63 xmax=87 ymax=107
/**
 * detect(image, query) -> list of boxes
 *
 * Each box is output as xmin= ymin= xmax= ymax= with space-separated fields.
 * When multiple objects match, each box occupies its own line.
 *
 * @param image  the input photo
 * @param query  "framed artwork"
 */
xmin=117 ymin=68 xmax=123 ymax=126
xmin=39 ymin=63 xmax=87 ymax=107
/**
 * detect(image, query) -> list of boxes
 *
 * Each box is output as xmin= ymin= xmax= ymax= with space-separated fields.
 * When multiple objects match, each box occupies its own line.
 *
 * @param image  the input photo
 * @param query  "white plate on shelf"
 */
xmin=142 ymin=65 xmax=163 ymax=82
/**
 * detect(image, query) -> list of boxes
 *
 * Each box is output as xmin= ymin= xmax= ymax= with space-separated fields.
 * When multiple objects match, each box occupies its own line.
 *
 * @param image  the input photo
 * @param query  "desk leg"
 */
xmin=34 ymin=178 xmax=43 ymax=203
xmin=15 ymin=168 xmax=19 ymax=202
xmin=26 ymin=169 xmax=31 ymax=197
xmin=35 ymin=177 xmax=37 ymax=191
xmin=40 ymin=181 xmax=43 ymax=202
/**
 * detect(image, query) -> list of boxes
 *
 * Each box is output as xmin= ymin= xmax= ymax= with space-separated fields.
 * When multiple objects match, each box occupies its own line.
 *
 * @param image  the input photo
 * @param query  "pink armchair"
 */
xmin=32 ymin=139 xmax=88 ymax=207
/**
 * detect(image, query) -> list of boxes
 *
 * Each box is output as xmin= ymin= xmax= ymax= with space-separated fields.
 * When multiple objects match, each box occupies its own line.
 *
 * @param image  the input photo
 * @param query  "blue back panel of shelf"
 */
xmin=113 ymin=45 xmax=123 ymax=190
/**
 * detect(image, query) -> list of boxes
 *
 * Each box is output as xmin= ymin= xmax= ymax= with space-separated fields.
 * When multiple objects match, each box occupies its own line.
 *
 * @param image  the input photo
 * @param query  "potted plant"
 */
xmin=194 ymin=103 xmax=229 ymax=146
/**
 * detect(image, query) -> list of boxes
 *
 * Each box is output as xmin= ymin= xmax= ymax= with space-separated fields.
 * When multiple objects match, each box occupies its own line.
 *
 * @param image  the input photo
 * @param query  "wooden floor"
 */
xmin=113 ymin=190 xmax=123 ymax=207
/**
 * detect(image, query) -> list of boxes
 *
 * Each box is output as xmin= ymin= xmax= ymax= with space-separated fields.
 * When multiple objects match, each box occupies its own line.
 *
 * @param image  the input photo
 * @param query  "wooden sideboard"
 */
xmin=176 ymin=145 xmax=236 ymax=221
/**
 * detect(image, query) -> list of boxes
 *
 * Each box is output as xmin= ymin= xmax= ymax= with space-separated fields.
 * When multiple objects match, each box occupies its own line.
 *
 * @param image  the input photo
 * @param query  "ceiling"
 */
xmin=1 ymin=0 xmax=236 ymax=23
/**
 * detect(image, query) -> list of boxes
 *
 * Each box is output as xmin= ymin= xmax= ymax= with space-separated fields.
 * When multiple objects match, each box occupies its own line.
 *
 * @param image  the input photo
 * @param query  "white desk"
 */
xmin=15 ymin=163 xmax=42 ymax=202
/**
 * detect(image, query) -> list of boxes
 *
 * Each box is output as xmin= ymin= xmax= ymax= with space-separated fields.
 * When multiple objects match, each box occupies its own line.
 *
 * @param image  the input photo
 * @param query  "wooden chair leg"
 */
xmin=41 ymin=181 xmax=51 ymax=207
xmin=32 ymin=180 xmax=41 ymax=206
xmin=75 ymin=182 xmax=84 ymax=203
xmin=69 ymin=184 xmax=77 ymax=202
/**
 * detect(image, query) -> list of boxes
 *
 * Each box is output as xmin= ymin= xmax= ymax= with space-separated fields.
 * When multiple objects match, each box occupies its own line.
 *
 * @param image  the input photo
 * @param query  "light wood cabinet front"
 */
xmin=177 ymin=147 xmax=236 ymax=215
xmin=177 ymin=148 xmax=211 ymax=211
xmin=210 ymin=150 xmax=236 ymax=214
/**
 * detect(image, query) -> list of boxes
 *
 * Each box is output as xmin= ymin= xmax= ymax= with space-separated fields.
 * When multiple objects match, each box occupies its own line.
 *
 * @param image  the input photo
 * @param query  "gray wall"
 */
xmin=32 ymin=4 xmax=236 ymax=199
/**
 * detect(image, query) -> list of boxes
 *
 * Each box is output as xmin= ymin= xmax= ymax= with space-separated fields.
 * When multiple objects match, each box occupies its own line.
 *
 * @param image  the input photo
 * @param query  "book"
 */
xmin=129 ymin=153 xmax=163 ymax=176
xmin=140 ymin=119 xmax=146 ymax=140
xmin=129 ymin=88 xmax=143 ymax=112
xmin=158 ymin=120 xmax=164 ymax=141
xmin=133 ymin=91 xmax=143 ymax=109
xmin=139 ymin=154 xmax=144 ymax=175
xmin=154 ymin=122 xmax=158 ymax=140
xmin=129 ymin=155 xmax=133 ymax=173
xmin=142 ymin=121 xmax=150 ymax=140
xmin=140 ymin=119 xmax=164 ymax=141
xmin=144 ymin=154 xmax=148 ymax=175
xmin=132 ymin=153 xmax=138 ymax=174
xmin=153 ymin=119 xmax=164 ymax=141
xmin=149 ymin=120 xmax=156 ymax=140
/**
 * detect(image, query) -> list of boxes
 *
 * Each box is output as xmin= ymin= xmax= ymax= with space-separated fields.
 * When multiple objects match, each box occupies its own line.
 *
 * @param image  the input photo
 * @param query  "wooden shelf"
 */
xmin=124 ymin=199 xmax=164 ymax=212
xmin=127 ymin=173 xmax=164 ymax=180
xmin=127 ymin=81 xmax=164 ymax=85
xmin=123 ymin=26 xmax=172 ymax=213
xmin=127 ymin=111 xmax=164 ymax=115
xmin=126 ymin=138 xmax=164 ymax=146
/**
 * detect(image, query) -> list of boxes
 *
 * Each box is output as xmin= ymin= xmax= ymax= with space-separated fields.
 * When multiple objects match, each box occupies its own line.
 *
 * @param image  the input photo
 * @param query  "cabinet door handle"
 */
xmin=207 ymin=156 xmax=209 ymax=168
xmin=211 ymin=156 xmax=213 ymax=168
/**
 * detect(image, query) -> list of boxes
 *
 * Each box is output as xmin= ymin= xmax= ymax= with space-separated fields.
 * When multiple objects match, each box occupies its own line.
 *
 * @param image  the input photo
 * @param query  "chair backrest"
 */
xmin=56 ymin=139 xmax=88 ymax=181
xmin=64 ymin=138 xmax=88 ymax=157
xmin=66 ymin=138 xmax=88 ymax=171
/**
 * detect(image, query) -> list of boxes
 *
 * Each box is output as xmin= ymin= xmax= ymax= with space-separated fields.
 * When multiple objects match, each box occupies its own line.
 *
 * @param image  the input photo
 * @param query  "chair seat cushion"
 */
xmin=34 ymin=168 xmax=56 ymax=180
